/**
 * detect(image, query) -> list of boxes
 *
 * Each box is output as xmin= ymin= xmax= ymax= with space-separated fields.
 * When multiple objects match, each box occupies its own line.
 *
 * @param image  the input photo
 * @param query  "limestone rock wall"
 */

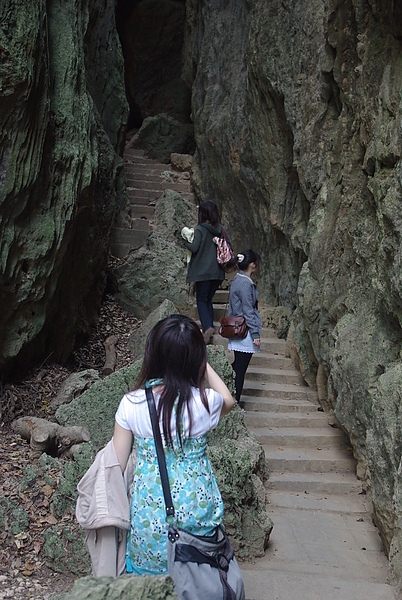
xmin=184 ymin=0 xmax=402 ymax=580
xmin=0 ymin=0 xmax=128 ymax=377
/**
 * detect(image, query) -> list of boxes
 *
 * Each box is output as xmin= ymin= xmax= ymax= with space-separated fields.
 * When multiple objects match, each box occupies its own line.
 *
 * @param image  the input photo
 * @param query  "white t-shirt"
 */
xmin=115 ymin=387 xmax=224 ymax=440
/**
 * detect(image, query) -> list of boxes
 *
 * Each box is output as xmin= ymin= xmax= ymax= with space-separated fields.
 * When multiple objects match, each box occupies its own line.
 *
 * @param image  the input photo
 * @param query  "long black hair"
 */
xmin=135 ymin=314 xmax=209 ymax=448
xmin=198 ymin=201 xmax=220 ymax=227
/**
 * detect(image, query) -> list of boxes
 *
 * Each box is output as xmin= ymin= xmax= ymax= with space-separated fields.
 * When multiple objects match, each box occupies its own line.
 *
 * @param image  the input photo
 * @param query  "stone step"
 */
xmin=131 ymin=217 xmax=150 ymax=230
xmin=213 ymin=289 xmax=230 ymax=303
xmin=110 ymin=227 xmax=149 ymax=258
xmin=266 ymin=490 xmax=366 ymax=513
xmin=127 ymin=187 xmax=195 ymax=203
xmin=248 ymin=352 xmax=294 ymax=368
xmin=128 ymin=180 xmax=191 ymax=193
xmin=242 ymin=569 xmax=395 ymax=600
xmin=212 ymin=304 xmax=227 ymax=319
xmin=126 ymin=188 xmax=158 ymax=202
xmin=127 ymin=188 xmax=165 ymax=202
xmin=130 ymin=204 xmax=155 ymax=219
xmin=241 ymin=395 xmax=318 ymax=413
xmin=125 ymin=167 xmax=189 ymax=180
xmin=263 ymin=446 xmax=356 ymax=474
xmin=244 ymin=365 xmax=304 ymax=385
xmin=244 ymin=411 xmax=329 ymax=428
xmin=210 ymin=342 xmax=294 ymax=368
xmin=266 ymin=472 xmax=362 ymax=494
xmin=124 ymin=149 xmax=164 ymax=164
xmin=127 ymin=163 xmax=173 ymax=175
xmin=252 ymin=426 xmax=349 ymax=449
xmin=242 ymin=379 xmax=317 ymax=401
xmin=111 ymin=228 xmax=149 ymax=244
xmin=126 ymin=173 xmax=170 ymax=184
xmin=126 ymin=178 xmax=191 ymax=193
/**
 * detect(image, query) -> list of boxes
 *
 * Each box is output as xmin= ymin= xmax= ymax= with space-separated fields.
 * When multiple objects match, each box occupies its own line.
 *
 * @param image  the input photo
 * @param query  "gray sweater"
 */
xmin=183 ymin=222 xmax=232 ymax=283
xmin=228 ymin=272 xmax=262 ymax=340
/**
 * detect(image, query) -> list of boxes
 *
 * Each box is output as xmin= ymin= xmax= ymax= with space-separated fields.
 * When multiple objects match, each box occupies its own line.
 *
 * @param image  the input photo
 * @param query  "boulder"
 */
xmin=129 ymin=299 xmax=178 ymax=360
xmin=62 ymin=574 xmax=178 ymax=600
xmin=50 ymin=370 xmax=101 ymax=410
xmin=136 ymin=114 xmax=195 ymax=164
xmin=171 ymin=153 xmax=193 ymax=172
xmin=56 ymin=362 xmax=142 ymax=450
xmin=206 ymin=345 xmax=273 ymax=558
xmin=112 ymin=190 xmax=197 ymax=320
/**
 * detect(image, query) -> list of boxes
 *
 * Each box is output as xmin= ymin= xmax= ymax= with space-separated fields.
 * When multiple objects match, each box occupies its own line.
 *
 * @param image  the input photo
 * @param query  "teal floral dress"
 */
xmin=115 ymin=385 xmax=224 ymax=575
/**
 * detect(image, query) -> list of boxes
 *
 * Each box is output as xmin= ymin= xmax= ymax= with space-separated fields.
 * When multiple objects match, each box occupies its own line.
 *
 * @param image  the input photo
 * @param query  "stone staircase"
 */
xmin=214 ymin=325 xmax=359 ymax=500
xmin=240 ymin=331 xmax=360 ymax=499
xmin=111 ymin=147 xmax=195 ymax=258
xmin=211 ymin=302 xmax=395 ymax=599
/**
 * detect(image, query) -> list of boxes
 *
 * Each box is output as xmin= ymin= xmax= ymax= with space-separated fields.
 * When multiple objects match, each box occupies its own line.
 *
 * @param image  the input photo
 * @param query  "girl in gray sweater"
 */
xmin=228 ymin=250 xmax=262 ymax=402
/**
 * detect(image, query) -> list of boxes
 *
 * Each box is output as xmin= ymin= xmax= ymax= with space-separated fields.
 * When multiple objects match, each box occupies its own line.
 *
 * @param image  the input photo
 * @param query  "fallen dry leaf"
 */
xmin=45 ymin=514 xmax=58 ymax=525
xmin=41 ymin=485 xmax=54 ymax=497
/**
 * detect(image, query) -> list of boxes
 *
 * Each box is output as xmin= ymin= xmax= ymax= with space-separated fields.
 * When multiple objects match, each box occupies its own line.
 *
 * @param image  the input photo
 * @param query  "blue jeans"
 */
xmin=195 ymin=280 xmax=221 ymax=331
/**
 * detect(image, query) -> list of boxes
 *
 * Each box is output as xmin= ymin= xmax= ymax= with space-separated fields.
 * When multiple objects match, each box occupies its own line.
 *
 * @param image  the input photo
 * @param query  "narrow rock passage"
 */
xmin=217 ymin=327 xmax=397 ymax=600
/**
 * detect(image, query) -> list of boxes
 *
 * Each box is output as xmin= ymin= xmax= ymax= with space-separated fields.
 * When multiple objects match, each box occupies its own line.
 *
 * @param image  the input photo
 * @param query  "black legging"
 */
xmin=232 ymin=351 xmax=252 ymax=402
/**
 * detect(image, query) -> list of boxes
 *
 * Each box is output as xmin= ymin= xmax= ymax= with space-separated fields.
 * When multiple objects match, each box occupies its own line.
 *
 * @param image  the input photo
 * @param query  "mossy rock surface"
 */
xmin=56 ymin=362 xmax=142 ymax=450
xmin=62 ymin=574 xmax=178 ymax=599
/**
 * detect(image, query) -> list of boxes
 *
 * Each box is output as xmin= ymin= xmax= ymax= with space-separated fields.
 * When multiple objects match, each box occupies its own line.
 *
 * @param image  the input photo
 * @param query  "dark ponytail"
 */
xmin=236 ymin=249 xmax=261 ymax=271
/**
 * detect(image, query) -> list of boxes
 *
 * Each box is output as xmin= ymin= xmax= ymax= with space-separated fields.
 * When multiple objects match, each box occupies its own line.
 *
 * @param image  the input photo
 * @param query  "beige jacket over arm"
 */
xmin=76 ymin=439 xmax=135 ymax=577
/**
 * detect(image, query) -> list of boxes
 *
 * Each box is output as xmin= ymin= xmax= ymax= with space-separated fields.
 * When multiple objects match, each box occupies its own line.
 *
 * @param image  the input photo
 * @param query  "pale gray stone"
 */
xmin=50 ymin=370 xmax=101 ymax=410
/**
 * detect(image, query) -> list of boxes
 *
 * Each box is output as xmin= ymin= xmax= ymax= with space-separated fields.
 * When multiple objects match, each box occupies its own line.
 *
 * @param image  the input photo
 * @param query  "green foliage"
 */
xmin=43 ymin=525 xmax=90 ymax=576
xmin=0 ymin=497 xmax=30 ymax=537
xmin=38 ymin=444 xmax=95 ymax=518
xmin=63 ymin=574 xmax=178 ymax=600
xmin=18 ymin=464 xmax=40 ymax=493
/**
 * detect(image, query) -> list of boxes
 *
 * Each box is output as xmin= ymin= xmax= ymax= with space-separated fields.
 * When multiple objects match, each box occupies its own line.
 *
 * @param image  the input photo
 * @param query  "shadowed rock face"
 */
xmin=183 ymin=0 xmax=402 ymax=581
xmin=0 ymin=0 xmax=128 ymax=377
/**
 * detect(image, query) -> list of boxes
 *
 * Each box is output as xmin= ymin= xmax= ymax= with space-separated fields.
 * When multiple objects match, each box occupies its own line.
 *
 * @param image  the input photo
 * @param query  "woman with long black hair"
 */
xmin=113 ymin=314 xmax=235 ymax=576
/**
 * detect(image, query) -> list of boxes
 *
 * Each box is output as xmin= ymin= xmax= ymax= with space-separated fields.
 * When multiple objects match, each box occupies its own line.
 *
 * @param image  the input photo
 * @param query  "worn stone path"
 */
xmin=214 ymin=327 xmax=398 ymax=600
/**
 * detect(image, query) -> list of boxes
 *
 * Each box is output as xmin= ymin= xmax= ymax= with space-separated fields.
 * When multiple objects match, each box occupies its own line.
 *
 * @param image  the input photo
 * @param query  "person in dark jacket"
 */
xmin=182 ymin=202 xmax=233 ymax=344
xmin=228 ymin=249 xmax=262 ymax=402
